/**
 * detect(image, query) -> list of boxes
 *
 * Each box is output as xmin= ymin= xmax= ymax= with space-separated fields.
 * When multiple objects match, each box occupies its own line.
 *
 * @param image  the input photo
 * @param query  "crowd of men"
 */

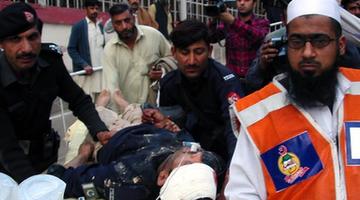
xmin=0 ymin=0 xmax=360 ymax=199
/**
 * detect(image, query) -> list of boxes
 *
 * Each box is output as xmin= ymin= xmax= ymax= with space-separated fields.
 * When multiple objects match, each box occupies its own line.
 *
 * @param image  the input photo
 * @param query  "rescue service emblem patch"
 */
xmin=277 ymin=145 xmax=309 ymax=184
xmin=261 ymin=132 xmax=323 ymax=191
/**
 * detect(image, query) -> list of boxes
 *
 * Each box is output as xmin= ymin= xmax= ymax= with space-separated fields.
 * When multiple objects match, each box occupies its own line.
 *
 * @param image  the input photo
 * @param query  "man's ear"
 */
xmin=208 ymin=45 xmax=213 ymax=58
xmin=338 ymin=35 xmax=346 ymax=56
xmin=157 ymin=170 xmax=170 ymax=186
xmin=171 ymin=46 xmax=176 ymax=56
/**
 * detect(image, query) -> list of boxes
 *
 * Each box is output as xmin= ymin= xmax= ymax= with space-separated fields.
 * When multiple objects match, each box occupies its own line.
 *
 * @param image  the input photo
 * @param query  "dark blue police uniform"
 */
xmin=159 ymin=58 xmax=244 ymax=163
xmin=0 ymin=44 xmax=107 ymax=182
xmin=49 ymin=125 xmax=225 ymax=199
xmin=57 ymin=124 xmax=188 ymax=199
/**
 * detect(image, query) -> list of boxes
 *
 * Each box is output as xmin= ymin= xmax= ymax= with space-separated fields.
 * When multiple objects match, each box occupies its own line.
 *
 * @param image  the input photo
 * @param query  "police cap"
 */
xmin=0 ymin=2 xmax=38 ymax=40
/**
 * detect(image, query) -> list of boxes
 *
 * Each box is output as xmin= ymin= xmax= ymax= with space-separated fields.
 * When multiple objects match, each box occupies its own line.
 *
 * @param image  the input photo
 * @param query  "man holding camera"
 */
xmin=209 ymin=0 xmax=269 ymax=80
xmin=246 ymin=0 xmax=360 ymax=93
xmin=245 ymin=0 xmax=289 ymax=92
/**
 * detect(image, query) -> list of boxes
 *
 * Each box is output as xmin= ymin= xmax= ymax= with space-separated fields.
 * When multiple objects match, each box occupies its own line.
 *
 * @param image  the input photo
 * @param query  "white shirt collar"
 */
xmin=85 ymin=16 xmax=99 ymax=25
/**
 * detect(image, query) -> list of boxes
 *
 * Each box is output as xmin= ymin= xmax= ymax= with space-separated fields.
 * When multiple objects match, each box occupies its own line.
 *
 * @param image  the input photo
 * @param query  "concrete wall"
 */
xmin=42 ymin=23 xmax=73 ymax=72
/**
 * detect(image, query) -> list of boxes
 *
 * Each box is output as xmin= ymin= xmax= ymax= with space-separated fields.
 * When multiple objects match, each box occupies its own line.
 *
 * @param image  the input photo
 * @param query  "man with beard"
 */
xmin=225 ymin=0 xmax=360 ymax=199
xmin=102 ymin=3 xmax=170 ymax=110
xmin=209 ymin=0 xmax=269 ymax=79
xmin=0 ymin=2 xmax=110 ymax=183
xmin=157 ymin=20 xmax=244 ymax=164
xmin=246 ymin=0 xmax=360 ymax=93
xmin=103 ymin=0 xmax=158 ymax=42
xmin=68 ymin=0 xmax=105 ymax=100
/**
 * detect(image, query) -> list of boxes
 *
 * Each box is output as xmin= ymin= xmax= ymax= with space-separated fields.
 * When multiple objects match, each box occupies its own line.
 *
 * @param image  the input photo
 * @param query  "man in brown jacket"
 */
xmin=128 ymin=0 xmax=159 ymax=29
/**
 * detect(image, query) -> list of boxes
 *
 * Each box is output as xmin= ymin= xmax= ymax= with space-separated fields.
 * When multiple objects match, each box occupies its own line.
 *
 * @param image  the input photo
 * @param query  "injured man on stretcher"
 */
xmin=48 ymin=89 xmax=225 ymax=200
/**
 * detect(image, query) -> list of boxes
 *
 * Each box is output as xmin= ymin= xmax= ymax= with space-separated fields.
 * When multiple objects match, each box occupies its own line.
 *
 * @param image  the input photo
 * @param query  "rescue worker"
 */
xmin=225 ymin=0 xmax=360 ymax=199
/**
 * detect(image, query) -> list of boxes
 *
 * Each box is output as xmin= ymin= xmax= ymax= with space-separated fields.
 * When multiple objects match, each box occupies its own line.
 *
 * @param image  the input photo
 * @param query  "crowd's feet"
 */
xmin=113 ymin=89 xmax=129 ymax=111
xmin=96 ymin=89 xmax=111 ymax=107
xmin=78 ymin=140 xmax=95 ymax=162
xmin=96 ymin=89 xmax=129 ymax=111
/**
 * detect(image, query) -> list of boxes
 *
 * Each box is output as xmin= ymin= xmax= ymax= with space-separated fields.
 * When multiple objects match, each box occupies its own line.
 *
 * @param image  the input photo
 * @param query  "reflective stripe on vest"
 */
xmin=232 ymin=68 xmax=360 ymax=200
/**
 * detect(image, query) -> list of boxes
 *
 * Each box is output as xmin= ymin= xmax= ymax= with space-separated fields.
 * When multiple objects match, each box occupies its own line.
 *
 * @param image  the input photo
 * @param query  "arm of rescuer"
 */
xmin=51 ymin=49 xmax=110 ymax=144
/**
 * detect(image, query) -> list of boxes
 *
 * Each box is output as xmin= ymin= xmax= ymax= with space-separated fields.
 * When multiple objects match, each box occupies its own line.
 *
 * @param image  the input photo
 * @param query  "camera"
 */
xmin=270 ymin=36 xmax=287 ymax=57
xmin=204 ymin=0 xmax=237 ymax=17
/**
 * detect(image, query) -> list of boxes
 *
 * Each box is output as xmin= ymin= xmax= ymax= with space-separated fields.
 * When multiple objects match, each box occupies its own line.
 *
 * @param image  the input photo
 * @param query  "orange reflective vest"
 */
xmin=232 ymin=68 xmax=360 ymax=200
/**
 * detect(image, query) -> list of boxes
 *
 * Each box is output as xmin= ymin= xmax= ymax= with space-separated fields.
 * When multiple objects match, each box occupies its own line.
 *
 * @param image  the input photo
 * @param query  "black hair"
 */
xmin=109 ymin=3 xmax=130 ymax=17
xmin=330 ymin=17 xmax=342 ymax=38
xmin=341 ymin=0 xmax=359 ymax=7
xmin=158 ymin=0 xmax=169 ymax=6
xmin=84 ymin=0 xmax=101 ymax=7
xmin=278 ymin=0 xmax=292 ymax=9
xmin=169 ymin=19 xmax=210 ymax=49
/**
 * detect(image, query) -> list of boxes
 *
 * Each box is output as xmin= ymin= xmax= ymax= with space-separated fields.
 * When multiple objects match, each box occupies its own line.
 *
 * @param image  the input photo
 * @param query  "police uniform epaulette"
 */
xmin=41 ymin=43 xmax=63 ymax=57
xmin=211 ymin=59 xmax=237 ymax=82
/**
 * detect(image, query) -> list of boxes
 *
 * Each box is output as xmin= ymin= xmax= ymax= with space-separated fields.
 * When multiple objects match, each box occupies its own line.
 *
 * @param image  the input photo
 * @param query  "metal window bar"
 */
xmin=49 ymin=67 xmax=103 ymax=135
xmin=17 ymin=0 xmax=266 ymax=19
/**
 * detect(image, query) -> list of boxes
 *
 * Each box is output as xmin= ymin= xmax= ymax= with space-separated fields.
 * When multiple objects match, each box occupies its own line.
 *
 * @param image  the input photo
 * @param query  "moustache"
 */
xmin=299 ymin=59 xmax=321 ymax=67
xmin=186 ymin=64 xmax=200 ymax=69
xmin=118 ymin=28 xmax=135 ymax=40
xmin=16 ymin=53 xmax=37 ymax=60
xmin=120 ymin=29 xmax=132 ymax=36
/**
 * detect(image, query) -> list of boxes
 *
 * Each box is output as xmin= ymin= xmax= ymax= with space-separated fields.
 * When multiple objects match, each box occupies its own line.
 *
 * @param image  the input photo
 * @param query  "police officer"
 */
xmin=157 ymin=20 xmax=244 ymax=163
xmin=0 ymin=2 xmax=111 ymax=183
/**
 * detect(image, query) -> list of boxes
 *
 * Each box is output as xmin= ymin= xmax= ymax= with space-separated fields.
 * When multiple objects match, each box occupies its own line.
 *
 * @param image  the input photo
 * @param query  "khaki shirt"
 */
xmin=102 ymin=25 xmax=171 ymax=111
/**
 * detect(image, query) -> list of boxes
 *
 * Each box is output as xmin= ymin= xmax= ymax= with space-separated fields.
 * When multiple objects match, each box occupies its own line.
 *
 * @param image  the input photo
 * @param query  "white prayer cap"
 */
xmin=18 ymin=174 xmax=66 ymax=200
xmin=287 ymin=0 xmax=341 ymax=24
xmin=159 ymin=163 xmax=217 ymax=200
xmin=0 ymin=173 xmax=19 ymax=200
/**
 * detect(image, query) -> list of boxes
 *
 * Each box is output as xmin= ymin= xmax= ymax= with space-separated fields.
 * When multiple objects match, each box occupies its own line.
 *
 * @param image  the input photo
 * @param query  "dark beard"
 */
xmin=286 ymin=62 xmax=339 ymax=109
xmin=238 ymin=10 xmax=252 ymax=18
xmin=117 ymin=26 xmax=136 ymax=41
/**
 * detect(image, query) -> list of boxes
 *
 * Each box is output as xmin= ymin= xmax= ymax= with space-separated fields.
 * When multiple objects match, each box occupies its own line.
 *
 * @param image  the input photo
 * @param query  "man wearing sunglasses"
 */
xmin=226 ymin=0 xmax=360 ymax=199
